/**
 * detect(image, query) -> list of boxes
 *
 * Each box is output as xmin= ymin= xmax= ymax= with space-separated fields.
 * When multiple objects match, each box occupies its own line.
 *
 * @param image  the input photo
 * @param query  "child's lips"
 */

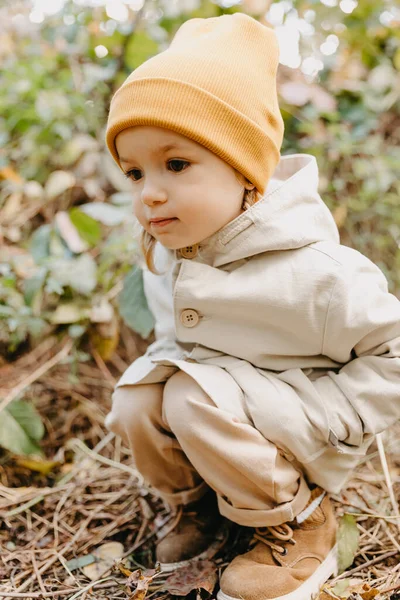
xmin=150 ymin=218 xmax=178 ymax=228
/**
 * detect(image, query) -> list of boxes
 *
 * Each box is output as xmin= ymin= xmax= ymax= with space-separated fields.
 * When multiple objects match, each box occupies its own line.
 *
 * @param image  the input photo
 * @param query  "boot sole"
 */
xmin=217 ymin=542 xmax=338 ymax=600
xmin=159 ymin=521 xmax=231 ymax=573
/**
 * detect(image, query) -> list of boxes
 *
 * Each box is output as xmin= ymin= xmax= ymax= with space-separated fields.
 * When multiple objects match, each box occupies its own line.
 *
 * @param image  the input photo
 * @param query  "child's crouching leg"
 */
xmin=163 ymin=370 xmax=311 ymax=528
xmin=105 ymin=383 xmax=206 ymax=505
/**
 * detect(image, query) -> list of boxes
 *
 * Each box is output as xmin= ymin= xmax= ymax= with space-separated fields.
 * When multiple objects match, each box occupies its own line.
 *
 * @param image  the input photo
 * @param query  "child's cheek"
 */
xmin=133 ymin=199 xmax=147 ymax=229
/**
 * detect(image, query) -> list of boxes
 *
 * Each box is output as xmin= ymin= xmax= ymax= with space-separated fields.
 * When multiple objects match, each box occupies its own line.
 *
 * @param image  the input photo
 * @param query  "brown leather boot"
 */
xmin=217 ymin=488 xmax=338 ymax=600
xmin=156 ymin=489 xmax=230 ymax=571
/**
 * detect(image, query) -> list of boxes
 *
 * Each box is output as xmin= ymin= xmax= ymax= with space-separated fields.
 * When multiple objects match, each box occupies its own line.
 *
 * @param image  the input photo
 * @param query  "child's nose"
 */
xmin=141 ymin=180 xmax=168 ymax=206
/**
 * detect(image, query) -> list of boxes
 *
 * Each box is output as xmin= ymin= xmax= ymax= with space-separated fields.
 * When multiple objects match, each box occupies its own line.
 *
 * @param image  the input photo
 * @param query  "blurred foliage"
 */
xmin=1 ymin=0 xmax=400 ymax=369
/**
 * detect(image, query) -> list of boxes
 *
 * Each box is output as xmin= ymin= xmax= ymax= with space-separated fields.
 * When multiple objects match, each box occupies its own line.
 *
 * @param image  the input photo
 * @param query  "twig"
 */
xmin=67 ymin=438 xmax=145 ymax=485
xmin=121 ymin=512 xmax=175 ymax=559
xmin=0 ymin=336 xmax=56 ymax=377
xmin=0 ymin=337 xmax=74 ymax=413
xmin=0 ymin=591 xmax=76 ymax=598
xmin=104 ymin=280 xmax=124 ymax=301
xmin=4 ymin=495 xmax=45 ymax=518
xmin=10 ymin=500 xmax=112 ymax=593
xmin=66 ymin=577 xmax=115 ymax=600
xmin=334 ymin=549 xmax=399 ymax=580
xmin=31 ymin=550 xmax=46 ymax=595
xmin=91 ymin=348 xmax=117 ymax=386
xmin=339 ymin=512 xmax=400 ymax=523
xmin=376 ymin=433 xmax=400 ymax=533
xmin=380 ymin=580 xmax=400 ymax=594
xmin=0 ymin=581 xmax=117 ymax=598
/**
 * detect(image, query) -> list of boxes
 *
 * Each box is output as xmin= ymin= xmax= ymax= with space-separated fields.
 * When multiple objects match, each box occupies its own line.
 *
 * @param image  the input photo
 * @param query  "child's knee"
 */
xmin=163 ymin=370 xmax=211 ymax=433
xmin=105 ymin=383 xmax=164 ymax=437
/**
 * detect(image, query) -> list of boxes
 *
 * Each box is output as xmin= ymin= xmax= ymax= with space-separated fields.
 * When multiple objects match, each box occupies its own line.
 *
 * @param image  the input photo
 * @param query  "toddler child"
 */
xmin=104 ymin=13 xmax=400 ymax=600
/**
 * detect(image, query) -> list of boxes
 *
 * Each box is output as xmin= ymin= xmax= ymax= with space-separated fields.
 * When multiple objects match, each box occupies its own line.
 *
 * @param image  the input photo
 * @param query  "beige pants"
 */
xmin=106 ymin=370 xmax=312 ymax=527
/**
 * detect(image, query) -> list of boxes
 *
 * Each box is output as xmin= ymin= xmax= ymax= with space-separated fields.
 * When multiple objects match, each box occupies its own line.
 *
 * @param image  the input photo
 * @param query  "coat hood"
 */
xmin=154 ymin=153 xmax=340 ymax=269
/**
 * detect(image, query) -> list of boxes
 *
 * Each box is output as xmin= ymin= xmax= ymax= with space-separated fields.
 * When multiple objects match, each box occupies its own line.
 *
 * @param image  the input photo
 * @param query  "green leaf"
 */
xmin=30 ymin=224 xmax=52 ymax=264
xmin=0 ymin=306 xmax=14 ymax=317
xmin=23 ymin=268 xmax=47 ymax=307
xmin=118 ymin=265 xmax=155 ymax=339
xmin=69 ymin=208 xmax=101 ymax=246
xmin=337 ymin=514 xmax=360 ymax=574
xmin=79 ymin=202 xmax=128 ymax=226
xmin=7 ymin=400 xmax=45 ymax=441
xmin=27 ymin=316 xmax=47 ymax=338
xmin=332 ymin=579 xmax=350 ymax=596
xmin=49 ymin=254 xmax=97 ymax=296
xmin=66 ymin=554 xmax=96 ymax=572
xmin=0 ymin=401 xmax=44 ymax=456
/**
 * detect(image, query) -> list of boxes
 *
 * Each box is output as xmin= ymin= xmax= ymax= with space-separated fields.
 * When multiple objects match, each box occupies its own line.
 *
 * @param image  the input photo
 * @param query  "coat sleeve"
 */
xmin=311 ymin=249 xmax=400 ymax=452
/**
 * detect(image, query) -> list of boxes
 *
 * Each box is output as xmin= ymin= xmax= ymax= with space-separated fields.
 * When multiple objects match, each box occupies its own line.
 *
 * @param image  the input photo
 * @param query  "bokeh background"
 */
xmin=1 ymin=2 xmax=400 ymax=596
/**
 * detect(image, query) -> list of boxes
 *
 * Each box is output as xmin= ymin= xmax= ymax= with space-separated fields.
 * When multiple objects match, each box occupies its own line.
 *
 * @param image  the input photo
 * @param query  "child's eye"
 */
xmin=124 ymin=160 xmax=189 ymax=181
xmin=124 ymin=169 xmax=142 ymax=181
xmin=168 ymin=159 xmax=189 ymax=173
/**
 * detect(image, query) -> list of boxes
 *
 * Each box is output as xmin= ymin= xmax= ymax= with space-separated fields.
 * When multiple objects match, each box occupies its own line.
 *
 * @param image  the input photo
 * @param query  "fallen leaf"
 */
xmin=360 ymin=583 xmax=380 ymax=600
xmin=116 ymin=560 xmax=134 ymax=578
xmin=82 ymin=541 xmax=124 ymax=581
xmin=322 ymin=577 xmax=379 ymax=600
xmin=337 ymin=514 xmax=359 ymax=573
xmin=45 ymin=170 xmax=76 ymax=200
xmin=125 ymin=564 xmax=162 ymax=600
xmin=0 ymin=166 xmax=23 ymax=183
xmin=1 ymin=192 xmax=22 ymax=224
xmin=15 ymin=457 xmax=60 ymax=476
xmin=55 ymin=211 xmax=89 ymax=253
xmin=89 ymin=316 xmax=119 ymax=361
xmin=66 ymin=554 xmax=96 ymax=571
xmin=332 ymin=579 xmax=350 ymax=597
xmin=162 ymin=559 xmax=218 ymax=596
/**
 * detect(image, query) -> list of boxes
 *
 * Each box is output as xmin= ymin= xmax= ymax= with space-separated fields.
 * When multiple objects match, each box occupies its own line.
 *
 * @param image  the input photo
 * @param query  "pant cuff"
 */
xmin=154 ymin=480 xmax=210 ymax=507
xmin=217 ymin=476 xmax=311 ymax=527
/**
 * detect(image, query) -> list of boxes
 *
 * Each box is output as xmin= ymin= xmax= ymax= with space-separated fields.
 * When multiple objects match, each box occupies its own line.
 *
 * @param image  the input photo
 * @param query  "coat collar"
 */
xmin=158 ymin=153 xmax=340 ymax=270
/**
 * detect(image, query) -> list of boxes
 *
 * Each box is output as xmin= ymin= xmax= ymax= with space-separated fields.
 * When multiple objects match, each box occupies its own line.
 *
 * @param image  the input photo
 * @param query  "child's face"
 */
xmin=115 ymin=126 xmax=246 ymax=249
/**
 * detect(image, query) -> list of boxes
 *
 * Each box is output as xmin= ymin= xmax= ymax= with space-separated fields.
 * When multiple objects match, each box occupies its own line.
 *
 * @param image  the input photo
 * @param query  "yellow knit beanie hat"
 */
xmin=106 ymin=12 xmax=284 ymax=195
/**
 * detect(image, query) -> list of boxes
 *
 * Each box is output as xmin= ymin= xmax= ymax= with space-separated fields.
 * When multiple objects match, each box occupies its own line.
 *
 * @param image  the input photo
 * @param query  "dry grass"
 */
xmin=0 ymin=332 xmax=399 ymax=599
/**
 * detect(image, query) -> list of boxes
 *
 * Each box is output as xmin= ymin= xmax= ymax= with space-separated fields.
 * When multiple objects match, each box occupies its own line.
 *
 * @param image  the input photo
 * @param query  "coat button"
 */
xmin=180 ymin=245 xmax=198 ymax=259
xmin=180 ymin=309 xmax=199 ymax=328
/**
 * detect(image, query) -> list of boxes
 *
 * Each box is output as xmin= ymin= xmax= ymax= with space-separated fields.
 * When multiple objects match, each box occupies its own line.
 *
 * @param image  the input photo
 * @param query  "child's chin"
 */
xmin=157 ymin=240 xmax=183 ymax=250
xmin=156 ymin=237 xmax=200 ymax=251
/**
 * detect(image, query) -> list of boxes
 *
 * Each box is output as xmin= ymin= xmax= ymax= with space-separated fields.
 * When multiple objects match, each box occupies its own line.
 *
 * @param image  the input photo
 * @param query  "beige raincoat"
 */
xmin=112 ymin=153 xmax=400 ymax=493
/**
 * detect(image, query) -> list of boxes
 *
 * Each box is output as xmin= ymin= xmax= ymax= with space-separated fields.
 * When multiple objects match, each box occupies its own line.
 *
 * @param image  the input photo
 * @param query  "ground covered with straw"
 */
xmin=1 ymin=331 xmax=399 ymax=599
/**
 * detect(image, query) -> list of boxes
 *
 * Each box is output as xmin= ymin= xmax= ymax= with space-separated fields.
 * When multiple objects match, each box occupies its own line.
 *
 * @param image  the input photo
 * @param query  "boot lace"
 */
xmin=251 ymin=523 xmax=296 ymax=556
